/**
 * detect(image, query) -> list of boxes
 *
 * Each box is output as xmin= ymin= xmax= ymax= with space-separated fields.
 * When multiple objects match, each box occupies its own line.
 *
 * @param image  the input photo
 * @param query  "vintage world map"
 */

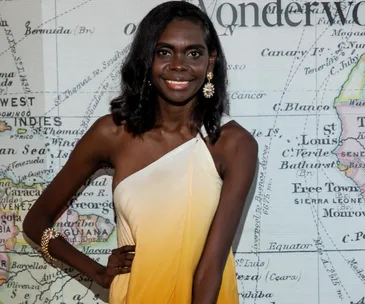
xmin=0 ymin=0 xmax=365 ymax=303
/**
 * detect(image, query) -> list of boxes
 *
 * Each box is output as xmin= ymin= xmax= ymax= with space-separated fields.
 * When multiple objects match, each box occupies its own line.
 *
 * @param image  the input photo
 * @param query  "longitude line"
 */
xmin=314 ymin=11 xmax=320 ymax=304
xmin=53 ymin=0 xmax=64 ymax=302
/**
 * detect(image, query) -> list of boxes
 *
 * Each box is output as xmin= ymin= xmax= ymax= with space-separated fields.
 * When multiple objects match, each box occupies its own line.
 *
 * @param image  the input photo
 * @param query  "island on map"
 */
xmin=0 ymin=121 xmax=11 ymax=133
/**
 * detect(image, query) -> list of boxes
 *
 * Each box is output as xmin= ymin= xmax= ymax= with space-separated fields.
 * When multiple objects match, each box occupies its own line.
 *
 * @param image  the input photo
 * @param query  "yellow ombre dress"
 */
xmin=110 ymin=116 xmax=239 ymax=303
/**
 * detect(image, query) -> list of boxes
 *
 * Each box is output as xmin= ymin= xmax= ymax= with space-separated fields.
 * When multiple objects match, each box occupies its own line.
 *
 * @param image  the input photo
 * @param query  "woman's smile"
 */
xmin=164 ymin=79 xmax=191 ymax=90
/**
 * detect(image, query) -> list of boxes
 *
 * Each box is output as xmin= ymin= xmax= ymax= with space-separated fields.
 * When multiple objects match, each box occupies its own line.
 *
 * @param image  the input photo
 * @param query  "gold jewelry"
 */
xmin=40 ymin=227 xmax=63 ymax=266
xmin=203 ymin=72 xmax=215 ymax=98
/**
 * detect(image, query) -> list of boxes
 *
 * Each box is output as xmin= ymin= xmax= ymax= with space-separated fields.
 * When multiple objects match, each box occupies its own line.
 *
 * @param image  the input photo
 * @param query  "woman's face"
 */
xmin=151 ymin=19 xmax=215 ymax=105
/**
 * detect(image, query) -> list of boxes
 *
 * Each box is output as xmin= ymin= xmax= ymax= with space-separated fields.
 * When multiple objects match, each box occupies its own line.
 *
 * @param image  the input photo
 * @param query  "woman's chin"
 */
xmin=160 ymin=93 xmax=198 ymax=106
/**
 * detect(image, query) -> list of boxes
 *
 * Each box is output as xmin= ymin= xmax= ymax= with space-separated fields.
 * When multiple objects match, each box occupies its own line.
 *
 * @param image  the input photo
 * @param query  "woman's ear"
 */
xmin=208 ymin=50 xmax=217 ymax=73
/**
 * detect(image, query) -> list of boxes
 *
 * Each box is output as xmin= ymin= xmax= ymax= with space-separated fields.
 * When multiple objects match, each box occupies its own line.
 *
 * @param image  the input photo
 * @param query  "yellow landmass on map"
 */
xmin=0 ymin=178 xmax=43 ymax=195
xmin=16 ymin=128 xmax=27 ymax=134
xmin=0 ymin=178 xmax=43 ymax=191
xmin=334 ymin=54 xmax=365 ymax=106
xmin=0 ymin=121 xmax=11 ymax=132
xmin=337 ymin=163 xmax=348 ymax=171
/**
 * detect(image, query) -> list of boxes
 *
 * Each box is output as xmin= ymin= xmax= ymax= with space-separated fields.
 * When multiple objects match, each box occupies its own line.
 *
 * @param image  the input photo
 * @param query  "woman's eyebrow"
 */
xmin=155 ymin=42 xmax=207 ymax=51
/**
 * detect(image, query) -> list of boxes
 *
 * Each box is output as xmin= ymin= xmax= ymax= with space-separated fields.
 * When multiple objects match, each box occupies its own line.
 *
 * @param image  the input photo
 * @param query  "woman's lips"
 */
xmin=165 ymin=79 xmax=190 ymax=90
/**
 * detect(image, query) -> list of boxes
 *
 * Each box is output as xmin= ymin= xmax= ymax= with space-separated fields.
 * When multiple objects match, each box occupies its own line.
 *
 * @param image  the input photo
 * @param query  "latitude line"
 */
xmin=235 ymin=248 xmax=365 ymax=254
xmin=0 ymin=114 xmax=352 ymax=118
xmin=5 ymin=248 xmax=365 ymax=255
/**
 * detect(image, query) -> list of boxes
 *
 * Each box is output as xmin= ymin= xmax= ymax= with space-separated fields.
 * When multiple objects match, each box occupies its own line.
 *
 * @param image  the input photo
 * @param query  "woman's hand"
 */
xmin=97 ymin=245 xmax=135 ymax=288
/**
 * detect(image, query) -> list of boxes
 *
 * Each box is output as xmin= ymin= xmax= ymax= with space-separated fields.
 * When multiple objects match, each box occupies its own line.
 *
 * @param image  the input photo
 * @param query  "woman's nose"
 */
xmin=168 ymin=55 xmax=187 ymax=71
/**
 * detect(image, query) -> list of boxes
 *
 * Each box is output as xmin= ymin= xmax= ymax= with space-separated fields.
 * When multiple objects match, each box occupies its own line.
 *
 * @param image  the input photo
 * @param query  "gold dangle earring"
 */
xmin=203 ymin=72 xmax=215 ymax=98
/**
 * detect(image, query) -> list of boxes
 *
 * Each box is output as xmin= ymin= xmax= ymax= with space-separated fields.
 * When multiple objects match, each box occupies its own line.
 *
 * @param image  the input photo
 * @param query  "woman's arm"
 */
xmin=23 ymin=114 xmax=125 ymax=288
xmin=192 ymin=123 xmax=258 ymax=303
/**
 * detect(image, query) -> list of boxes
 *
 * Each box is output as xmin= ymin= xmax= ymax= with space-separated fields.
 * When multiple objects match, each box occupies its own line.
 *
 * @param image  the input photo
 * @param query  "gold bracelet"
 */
xmin=40 ymin=228 xmax=63 ymax=265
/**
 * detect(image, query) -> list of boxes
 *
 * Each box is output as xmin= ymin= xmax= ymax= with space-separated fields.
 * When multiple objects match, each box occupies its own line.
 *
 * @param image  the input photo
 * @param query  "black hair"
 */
xmin=110 ymin=1 xmax=229 ymax=143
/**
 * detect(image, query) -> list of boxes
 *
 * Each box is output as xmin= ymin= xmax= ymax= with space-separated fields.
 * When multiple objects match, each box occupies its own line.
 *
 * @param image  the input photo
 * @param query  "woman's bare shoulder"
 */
xmin=72 ymin=114 xmax=129 ymax=163
xmin=90 ymin=114 xmax=126 ymax=139
xmin=219 ymin=120 xmax=257 ymax=151
xmin=215 ymin=120 xmax=258 ymax=172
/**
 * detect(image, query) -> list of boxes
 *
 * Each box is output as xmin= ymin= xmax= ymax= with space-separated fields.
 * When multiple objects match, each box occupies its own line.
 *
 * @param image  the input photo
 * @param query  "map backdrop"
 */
xmin=1 ymin=0 xmax=365 ymax=303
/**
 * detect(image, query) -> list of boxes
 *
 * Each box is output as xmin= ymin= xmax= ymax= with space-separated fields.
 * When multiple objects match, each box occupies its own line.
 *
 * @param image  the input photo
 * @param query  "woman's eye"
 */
xmin=157 ymin=50 xmax=170 ymax=56
xmin=188 ymin=51 xmax=201 ymax=58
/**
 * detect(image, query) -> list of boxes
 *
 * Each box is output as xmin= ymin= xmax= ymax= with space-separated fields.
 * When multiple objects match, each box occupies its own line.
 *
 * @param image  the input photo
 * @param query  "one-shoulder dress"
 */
xmin=110 ymin=116 xmax=239 ymax=303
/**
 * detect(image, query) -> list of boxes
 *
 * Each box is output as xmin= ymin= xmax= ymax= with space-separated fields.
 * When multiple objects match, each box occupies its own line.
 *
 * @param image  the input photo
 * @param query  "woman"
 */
xmin=23 ymin=1 xmax=257 ymax=303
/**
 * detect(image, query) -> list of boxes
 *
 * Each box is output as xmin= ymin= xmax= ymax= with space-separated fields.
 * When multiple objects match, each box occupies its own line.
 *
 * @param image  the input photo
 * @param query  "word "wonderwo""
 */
xmin=187 ymin=0 xmax=365 ymax=27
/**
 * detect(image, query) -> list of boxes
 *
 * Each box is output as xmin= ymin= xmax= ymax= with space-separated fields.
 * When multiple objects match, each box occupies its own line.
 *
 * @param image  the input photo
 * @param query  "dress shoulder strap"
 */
xmin=200 ymin=113 xmax=234 ymax=138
